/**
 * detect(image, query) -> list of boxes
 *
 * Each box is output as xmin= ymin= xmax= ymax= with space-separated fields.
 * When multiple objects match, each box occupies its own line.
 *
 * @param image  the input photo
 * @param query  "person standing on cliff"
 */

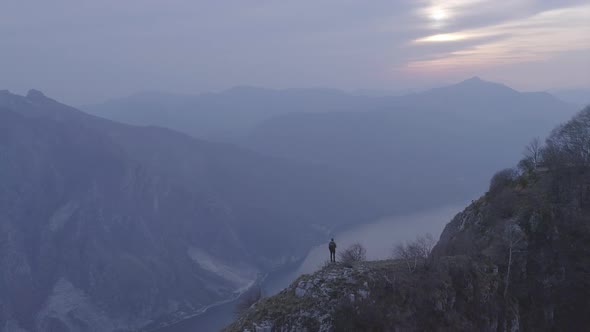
xmin=329 ymin=238 xmax=337 ymax=262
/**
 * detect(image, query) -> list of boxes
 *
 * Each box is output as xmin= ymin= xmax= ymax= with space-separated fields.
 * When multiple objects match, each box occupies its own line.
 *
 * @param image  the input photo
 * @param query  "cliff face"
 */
xmin=434 ymin=169 xmax=590 ymax=330
xmin=435 ymin=107 xmax=590 ymax=330
xmin=227 ymin=107 xmax=590 ymax=331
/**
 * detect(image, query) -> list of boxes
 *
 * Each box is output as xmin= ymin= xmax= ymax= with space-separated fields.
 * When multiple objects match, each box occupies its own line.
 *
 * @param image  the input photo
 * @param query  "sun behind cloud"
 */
xmin=408 ymin=3 xmax=590 ymax=74
xmin=429 ymin=7 xmax=449 ymax=21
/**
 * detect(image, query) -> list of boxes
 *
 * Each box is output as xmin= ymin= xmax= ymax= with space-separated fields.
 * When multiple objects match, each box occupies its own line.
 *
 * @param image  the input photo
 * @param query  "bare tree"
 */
xmin=520 ymin=137 xmax=543 ymax=172
xmin=502 ymin=225 xmax=526 ymax=298
xmin=393 ymin=243 xmax=416 ymax=273
xmin=339 ymin=243 xmax=367 ymax=265
xmin=393 ymin=234 xmax=435 ymax=273
xmin=545 ymin=107 xmax=590 ymax=168
xmin=234 ymin=286 xmax=262 ymax=316
xmin=524 ymin=137 xmax=542 ymax=168
xmin=414 ymin=233 xmax=436 ymax=258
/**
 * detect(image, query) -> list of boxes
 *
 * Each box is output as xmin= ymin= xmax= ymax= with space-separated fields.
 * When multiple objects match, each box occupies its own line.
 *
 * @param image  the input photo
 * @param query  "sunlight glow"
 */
xmin=430 ymin=8 xmax=448 ymax=21
xmin=407 ymin=4 xmax=590 ymax=73
xmin=415 ymin=33 xmax=466 ymax=43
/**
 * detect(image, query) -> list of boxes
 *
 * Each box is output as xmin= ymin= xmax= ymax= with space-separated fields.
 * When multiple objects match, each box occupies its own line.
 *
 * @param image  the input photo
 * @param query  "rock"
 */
xmin=358 ymin=289 xmax=369 ymax=299
xmin=26 ymin=89 xmax=47 ymax=100
xmin=295 ymin=287 xmax=307 ymax=298
xmin=253 ymin=321 xmax=273 ymax=332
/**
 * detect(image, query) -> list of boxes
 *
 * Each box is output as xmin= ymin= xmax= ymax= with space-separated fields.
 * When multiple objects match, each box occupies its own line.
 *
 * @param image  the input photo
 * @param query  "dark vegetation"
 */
xmin=392 ymin=233 xmax=436 ymax=273
xmin=331 ymin=258 xmax=501 ymax=332
xmin=436 ymin=105 xmax=590 ymax=330
xmin=338 ymin=243 xmax=367 ymax=266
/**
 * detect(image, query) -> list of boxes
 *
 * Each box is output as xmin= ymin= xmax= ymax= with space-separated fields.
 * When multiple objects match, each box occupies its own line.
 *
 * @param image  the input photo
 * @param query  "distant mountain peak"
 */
xmin=457 ymin=76 xmax=494 ymax=87
xmin=223 ymin=85 xmax=275 ymax=95
xmin=26 ymin=89 xmax=47 ymax=100
xmin=465 ymin=76 xmax=482 ymax=82
xmin=441 ymin=76 xmax=519 ymax=96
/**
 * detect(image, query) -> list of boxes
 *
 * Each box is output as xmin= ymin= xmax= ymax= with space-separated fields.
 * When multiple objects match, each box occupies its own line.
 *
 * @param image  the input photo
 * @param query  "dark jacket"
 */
xmin=329 ymin=241 xmax=336 ymax=251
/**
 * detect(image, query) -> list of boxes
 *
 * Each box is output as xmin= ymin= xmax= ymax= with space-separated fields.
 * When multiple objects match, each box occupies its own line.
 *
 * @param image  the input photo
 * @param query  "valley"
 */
xmin=153 ymin=205 xmax=463 ymax=331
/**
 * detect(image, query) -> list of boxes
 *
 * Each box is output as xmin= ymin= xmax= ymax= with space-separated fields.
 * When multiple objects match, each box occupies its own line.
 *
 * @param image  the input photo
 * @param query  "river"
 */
xmin=154 ymin=204 xmax=463 ymax=332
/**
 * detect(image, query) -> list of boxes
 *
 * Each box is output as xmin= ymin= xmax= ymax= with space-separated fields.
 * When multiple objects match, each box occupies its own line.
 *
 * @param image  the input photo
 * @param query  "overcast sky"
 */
xmin=1 ymin=0 xmax=589 ymax=104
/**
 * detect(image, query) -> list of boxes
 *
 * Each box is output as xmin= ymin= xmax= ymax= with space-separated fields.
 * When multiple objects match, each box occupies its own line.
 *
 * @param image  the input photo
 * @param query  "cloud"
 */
xmin=0 ymin=0 xmax=588 ymax=103
xmin=406 ymin=3 xmax=590 ymax=73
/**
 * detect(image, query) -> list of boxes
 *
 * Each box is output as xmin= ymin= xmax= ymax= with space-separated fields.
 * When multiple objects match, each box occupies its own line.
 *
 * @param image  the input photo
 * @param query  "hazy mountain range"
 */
xmin=0 ymin=78 xmax=583 ymax=331
xmin=548 ymin=88 xmax=590 ymax=107
xmin=84 ymin=77 xmax=580 ymax=210
xmin=82 ymin=87 xmax=389 ymax=142
xmin=245 ymin=78 xmax=579 ymax=205
xmin=0 ymin=90 xmax=395 ymax=331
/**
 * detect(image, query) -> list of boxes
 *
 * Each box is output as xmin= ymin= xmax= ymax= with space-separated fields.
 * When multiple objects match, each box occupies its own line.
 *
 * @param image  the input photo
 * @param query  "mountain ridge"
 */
xmin=0 ymin=90 xmax=398 ymax=331
xmin=244 ymin=79 xmax=577 ymax=211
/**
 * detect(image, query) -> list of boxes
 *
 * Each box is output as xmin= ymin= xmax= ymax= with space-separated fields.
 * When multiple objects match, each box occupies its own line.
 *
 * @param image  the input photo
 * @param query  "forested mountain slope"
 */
xmin=0 ymin=90 xmax=395 ymax=331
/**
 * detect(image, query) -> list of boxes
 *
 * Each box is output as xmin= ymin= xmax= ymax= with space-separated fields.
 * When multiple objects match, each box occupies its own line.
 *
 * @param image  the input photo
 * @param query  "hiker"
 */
xmin=329 ymin=238 xmax=337 ymax=262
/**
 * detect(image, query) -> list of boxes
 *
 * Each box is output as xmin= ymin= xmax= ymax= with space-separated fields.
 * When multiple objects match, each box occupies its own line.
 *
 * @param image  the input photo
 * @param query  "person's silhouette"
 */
xmin=328 ymin=238 xmax=337 ymax=262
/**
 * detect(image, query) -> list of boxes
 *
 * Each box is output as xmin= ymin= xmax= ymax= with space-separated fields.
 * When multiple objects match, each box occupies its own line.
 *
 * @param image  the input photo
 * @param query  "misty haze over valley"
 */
xmin=1 ymin=1 xmax=589 ymax=331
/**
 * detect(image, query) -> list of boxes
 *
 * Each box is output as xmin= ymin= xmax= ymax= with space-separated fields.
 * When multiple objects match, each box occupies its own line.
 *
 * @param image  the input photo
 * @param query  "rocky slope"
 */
xmin=226 ymin=106 xmax=590 ymax=331
xmin=0 ymin=90 xmax=396 ymax=331
xmin=225 ymin=258 xmax=504 ymax=332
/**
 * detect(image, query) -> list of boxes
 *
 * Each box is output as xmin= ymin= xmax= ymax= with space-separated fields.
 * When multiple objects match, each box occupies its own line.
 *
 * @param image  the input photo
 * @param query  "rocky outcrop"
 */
xmin=225 ymin=258 xmax=506 ymax=332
